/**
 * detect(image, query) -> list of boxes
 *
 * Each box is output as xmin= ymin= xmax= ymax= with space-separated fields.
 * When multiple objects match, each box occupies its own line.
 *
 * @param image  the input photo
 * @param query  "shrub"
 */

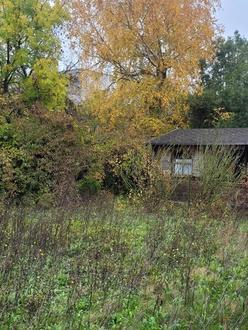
xmin=77 ymin=176 xmax=102 ymax=195
xmin=0 ymin=107 xmax=88 ymax=205
xmin=198 ymin=145 xmax=242 ymax=202
xmin=103 ymin=144 xmax=152 ymax=194
xmin=141 ymin=163 xmax=174 ymax=210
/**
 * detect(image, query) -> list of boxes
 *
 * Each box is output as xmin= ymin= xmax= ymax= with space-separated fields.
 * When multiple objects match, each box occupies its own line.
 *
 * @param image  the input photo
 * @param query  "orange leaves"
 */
xmin=68 ymin=0 xmax=219 ymax=137
xmin=71 ymin=0 xmax=219 ymax=77
xmin=86 ymin=77 xmax=189 ymax=138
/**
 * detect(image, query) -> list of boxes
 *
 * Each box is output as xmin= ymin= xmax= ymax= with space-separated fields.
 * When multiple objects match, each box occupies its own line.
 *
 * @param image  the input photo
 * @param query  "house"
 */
xmin=151 ymin=128 xmax=248 ymax=176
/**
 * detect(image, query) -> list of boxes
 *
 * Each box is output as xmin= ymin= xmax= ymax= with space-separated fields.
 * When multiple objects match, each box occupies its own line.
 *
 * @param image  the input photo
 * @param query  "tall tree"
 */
xmin=69 ymin=0 xmax=219 ymax=136
xmin=189 ymin=32 xmax=248 ymax=128
xmin=0 ymin=0 xmax=67 ymax=94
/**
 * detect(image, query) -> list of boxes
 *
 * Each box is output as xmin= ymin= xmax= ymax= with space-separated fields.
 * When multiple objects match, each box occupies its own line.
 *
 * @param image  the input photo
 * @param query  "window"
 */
xmin=174 ymin=159 xmax=193 ymax=175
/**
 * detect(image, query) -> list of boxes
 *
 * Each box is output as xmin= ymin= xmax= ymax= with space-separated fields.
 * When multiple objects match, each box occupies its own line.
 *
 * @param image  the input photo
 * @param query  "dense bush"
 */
xmin=77 ymin=176 xmax=102 ymax=195
xmin=0 ymin=101 xmax=164 ymax=205
xmin=103 ymin=143 xmax=152 ymax=194
xmin=0 ymin=102 xmax=159 ymax=205
xmin=0 ymin=106 xmax=86 ymax=205
xmin=0 ymin=98 xmax=244 ymax=211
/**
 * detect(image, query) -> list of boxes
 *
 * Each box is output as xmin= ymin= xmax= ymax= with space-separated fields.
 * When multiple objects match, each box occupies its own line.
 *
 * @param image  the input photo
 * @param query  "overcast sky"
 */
xmin=217 ymin=0 xmax=248 ymax=37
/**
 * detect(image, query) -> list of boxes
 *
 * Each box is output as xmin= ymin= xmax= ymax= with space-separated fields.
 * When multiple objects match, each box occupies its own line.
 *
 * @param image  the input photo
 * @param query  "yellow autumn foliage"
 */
xmin=69 ymin=0 xmax=220 ymax=137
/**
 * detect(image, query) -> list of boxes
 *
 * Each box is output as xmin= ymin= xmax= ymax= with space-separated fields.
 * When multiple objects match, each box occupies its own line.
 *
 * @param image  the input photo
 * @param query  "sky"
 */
xmin=217 ymin=0 xmax=248 ymax=37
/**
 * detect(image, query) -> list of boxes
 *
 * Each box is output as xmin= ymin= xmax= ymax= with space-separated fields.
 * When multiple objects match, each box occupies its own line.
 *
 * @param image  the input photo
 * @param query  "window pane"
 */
xmin=183 ymin=164 xmax=192 ymax=175
xmin=175 ymin=164 xmax=183 ymax=175
xmin=174 ymin=159 xmax=192 ymax=175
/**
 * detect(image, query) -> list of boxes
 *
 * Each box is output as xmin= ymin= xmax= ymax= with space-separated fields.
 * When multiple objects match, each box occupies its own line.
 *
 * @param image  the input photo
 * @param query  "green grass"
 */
xmin=0 ymin=202 xmax=247 ymax=329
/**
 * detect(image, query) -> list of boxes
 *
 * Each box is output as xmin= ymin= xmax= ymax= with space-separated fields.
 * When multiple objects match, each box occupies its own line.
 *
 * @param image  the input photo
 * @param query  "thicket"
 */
xmin=0 ymin=98 xmax=158 ymax=206
xmin=0 ymin=99 xmax=245 ymax=210
xmin=0 ymin=101 xmax=81 ymax=205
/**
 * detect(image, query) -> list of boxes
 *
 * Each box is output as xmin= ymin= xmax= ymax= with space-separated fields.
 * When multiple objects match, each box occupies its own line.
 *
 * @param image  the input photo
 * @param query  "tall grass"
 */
xmin=0 ymin=201 xmax=247 ymax=329
xmin=198 ymin=145 xmax=243 ymax=202
xmin=152 ymin=145 xmax=245 ymax=209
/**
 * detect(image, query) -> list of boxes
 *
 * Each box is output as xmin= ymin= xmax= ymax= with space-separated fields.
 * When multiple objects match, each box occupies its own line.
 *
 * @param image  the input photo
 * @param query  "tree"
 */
xmin=189 ymin=90 xmax=220 ymax=128
xmin=0 ymin=0 xmax=67 ymax=94
xmin=189 ymin=32 xmax=248 ymax=128
xmin=69 ymin=0 xmax=219 ymax=137
xmin=23 ymin=59 xmax=68 ymax=111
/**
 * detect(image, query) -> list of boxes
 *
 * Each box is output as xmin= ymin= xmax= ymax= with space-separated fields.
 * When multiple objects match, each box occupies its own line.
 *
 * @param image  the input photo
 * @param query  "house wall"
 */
xmin=158 ymin=145 xmax=248 ymax=177
xmin=160 ymin=150 xmax=172 ymax=173
xmin=191 ymin=150 xmax=202 ymax=177
xmin=160 ymin=147 xmax=203 ymax=176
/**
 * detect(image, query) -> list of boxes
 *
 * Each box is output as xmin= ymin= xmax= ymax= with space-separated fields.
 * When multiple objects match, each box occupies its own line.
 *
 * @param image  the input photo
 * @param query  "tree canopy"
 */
xmin=189 ymin=32 xmax=248 ymax=128
xmin=0 ymin=0 xmax=67 ymax=102
xmin=23 ymin=59 xmax=68 ymax=111
xmin=69 ymin=0 xmax=220 ymax=136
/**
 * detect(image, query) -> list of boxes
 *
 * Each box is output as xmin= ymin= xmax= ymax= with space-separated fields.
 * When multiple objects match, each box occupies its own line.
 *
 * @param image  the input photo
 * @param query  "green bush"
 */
xmin=0 ymin=107 xmax=87 ymax=204
xmin=103 ymin=144 xmax=152 ymax=194
xmin=22 ymin=59 xmax=68 ymax=111
xmin=77 ymin=176 xmax=102 ymax=195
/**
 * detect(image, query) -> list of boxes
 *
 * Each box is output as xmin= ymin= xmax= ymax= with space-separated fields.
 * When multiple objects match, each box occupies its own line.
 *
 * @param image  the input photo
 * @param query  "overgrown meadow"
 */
xmin=1 ymin=1 xmax=248 ymax=329
xmin=0 ymin=198 xmax=247 ymax=329
xmin=0 ymin=108 xmax=247 ymax=329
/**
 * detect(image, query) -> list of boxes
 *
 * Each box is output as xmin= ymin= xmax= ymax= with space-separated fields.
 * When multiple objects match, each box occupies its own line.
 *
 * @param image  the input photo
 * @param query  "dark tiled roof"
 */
xmin=151 ymin=128 xmax=248 ymax=146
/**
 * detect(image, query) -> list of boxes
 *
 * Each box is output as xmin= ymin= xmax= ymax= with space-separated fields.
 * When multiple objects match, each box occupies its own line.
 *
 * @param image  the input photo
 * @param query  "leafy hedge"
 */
xmin=0 ymin=107 xmax=84 ymax=205
xmin=0 ymin=104 xmax=158 ymax=205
